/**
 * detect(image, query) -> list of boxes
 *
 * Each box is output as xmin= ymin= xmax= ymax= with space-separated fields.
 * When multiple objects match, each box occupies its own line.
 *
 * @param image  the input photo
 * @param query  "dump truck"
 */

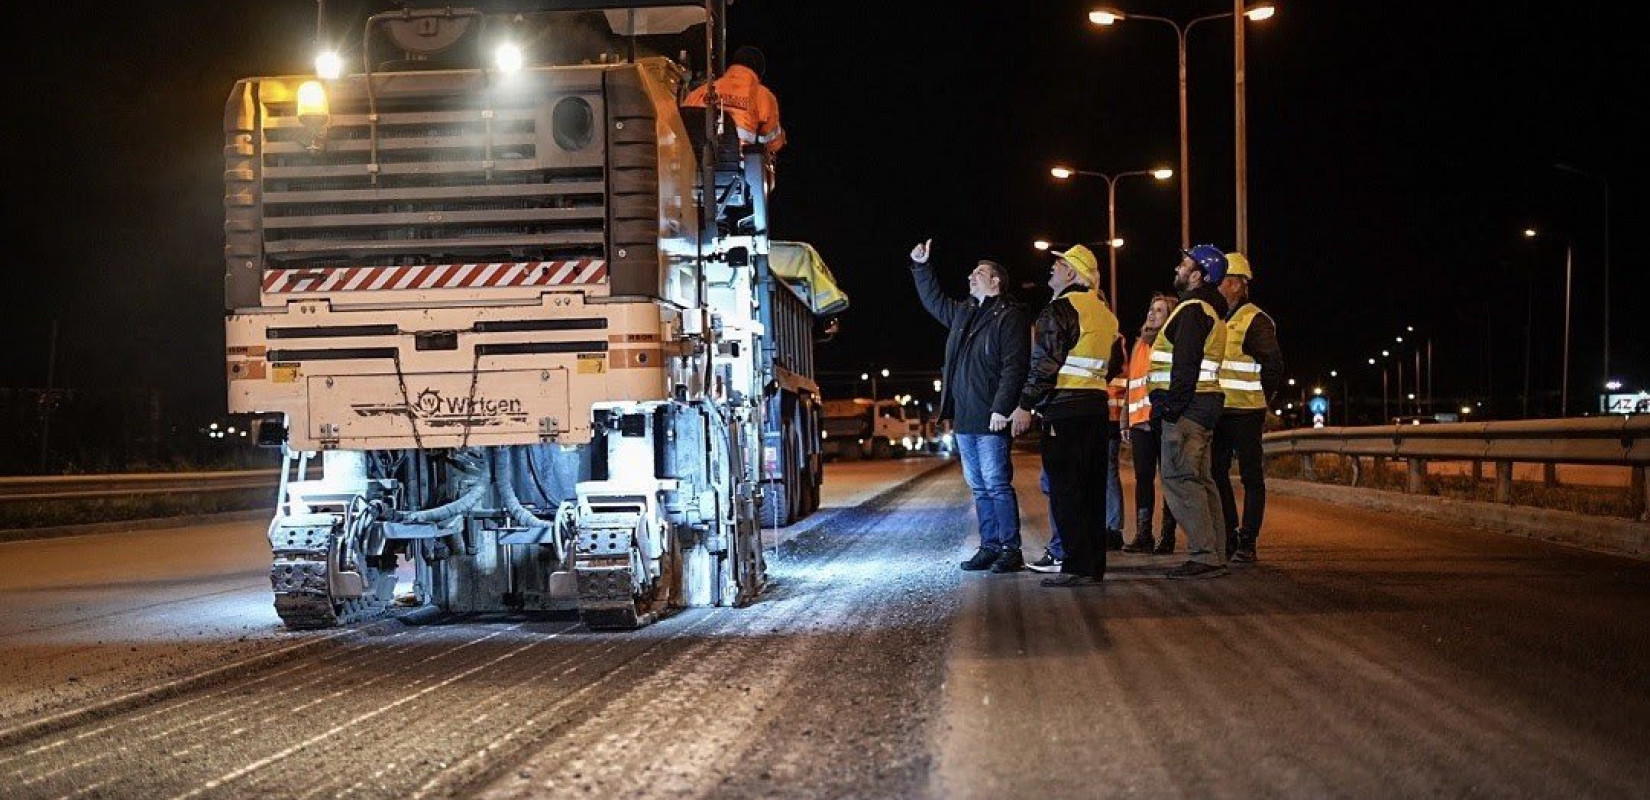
xmin=820 ymin=399 xmax=923 ymax=460
xmin=222 ymin=1 xmax=846 ymax=629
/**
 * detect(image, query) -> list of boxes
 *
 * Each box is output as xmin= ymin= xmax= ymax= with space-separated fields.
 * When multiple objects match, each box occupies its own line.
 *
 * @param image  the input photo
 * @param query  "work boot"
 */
xmin=1106 ymin=529 xmax=1126 ymax=551
xmin=1232 ymin=532 xmax=1258 ymax=563
xmin=960 ymin=547 xmax=997 ymax=571
xmin=1122 ymin=509 xmax=1156 ymax=553
xmin=1153 ymin=512 xmax=1177 ymax=555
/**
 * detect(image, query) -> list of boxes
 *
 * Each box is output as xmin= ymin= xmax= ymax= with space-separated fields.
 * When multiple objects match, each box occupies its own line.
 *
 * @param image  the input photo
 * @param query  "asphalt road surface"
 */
xmin=1 ymin=454 xmax=1646 ymax=799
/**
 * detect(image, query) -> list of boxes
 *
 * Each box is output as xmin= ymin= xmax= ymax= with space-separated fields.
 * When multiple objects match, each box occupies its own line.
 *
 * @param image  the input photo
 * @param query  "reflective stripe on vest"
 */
xmin=1147 ymin=299 xmax=1223 ymax=394
xmin=1219 ymin=303 xmax=1272 ymax=410
xmin=1125 ymin=338 xmax=1155 ymax=427
xmin=1053 ymin=291 xmax=1120 ymax=393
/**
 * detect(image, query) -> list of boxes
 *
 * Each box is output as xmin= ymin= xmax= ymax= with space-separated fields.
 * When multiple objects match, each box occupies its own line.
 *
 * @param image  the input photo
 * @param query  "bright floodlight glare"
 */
xmin=1152 ymin=168 xmax=1174 ymax=180
xmin=495 ymin=42 xmax=525 ymax=73
xmin=1033 ymin=240 xmax=1051 ymax=251
xmin=1089 ymin=9 xmax=1124 ymax=25
xmin=1244 ymin=4 xmax=1277 ymax=21
xmin=1050 ymin=166 xmax=1074 ymax=179
xmin=315 ymin=50 xmax=343 ymax=79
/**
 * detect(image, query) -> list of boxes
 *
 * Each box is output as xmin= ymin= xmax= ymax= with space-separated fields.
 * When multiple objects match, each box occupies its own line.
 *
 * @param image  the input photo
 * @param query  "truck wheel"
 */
xmin=871 ymin=438 xmax=893 ymax=460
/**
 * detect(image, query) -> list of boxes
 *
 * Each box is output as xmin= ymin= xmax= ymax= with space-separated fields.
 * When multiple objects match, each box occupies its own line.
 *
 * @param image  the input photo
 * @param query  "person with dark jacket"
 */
xmin=1147 ymin=245 xmax=1231 ymax=580
xmin=909 ymin=239 xmax=1032 ymax=573
xmin=1008 ymin=245 xmax=1126 ymax=586
xmin=1213 ymin=252 xmax=1284 ymax=563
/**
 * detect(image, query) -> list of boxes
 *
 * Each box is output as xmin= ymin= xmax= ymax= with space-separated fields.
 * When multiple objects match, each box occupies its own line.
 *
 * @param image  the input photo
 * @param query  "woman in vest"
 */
xmin=1121 ymin=292 xmax=1180 ymax=555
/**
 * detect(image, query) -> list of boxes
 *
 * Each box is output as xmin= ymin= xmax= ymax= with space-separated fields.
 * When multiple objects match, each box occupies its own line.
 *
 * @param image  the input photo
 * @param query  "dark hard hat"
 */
xmin=730 ymin=46 xmax=766 ymax=77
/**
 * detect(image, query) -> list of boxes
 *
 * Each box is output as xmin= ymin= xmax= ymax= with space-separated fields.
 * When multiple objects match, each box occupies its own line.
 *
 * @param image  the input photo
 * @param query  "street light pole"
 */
xmin=1233 ymin=0 xmax=1248 ymax=253
xmin=1050 ymin=165 xmax=1172 ymax=315
xmin=1562 ymin=243 xmax=1573 ymax=416
xmin=1554 ymin=163 xmax=1610 ymax=384
xmin=1088 ymin=6 xmax=1274 ymax=250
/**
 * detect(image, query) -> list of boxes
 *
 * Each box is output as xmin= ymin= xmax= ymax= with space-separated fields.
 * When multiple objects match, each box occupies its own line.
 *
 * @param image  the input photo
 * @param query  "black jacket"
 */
xmin=1226 ymin=300 xmax=1286 ymax=415
xmin=1150 ymin=282 xmax=1228 ymax=429
xmin=911 ymin=261 xmax=1031 ymax=435
xmin=1018 ymin=286 xmax=1127 ymax=421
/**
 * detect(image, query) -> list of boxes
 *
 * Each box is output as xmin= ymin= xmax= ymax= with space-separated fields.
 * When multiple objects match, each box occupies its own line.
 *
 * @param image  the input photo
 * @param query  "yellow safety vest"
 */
xmin=1054 ymin=290 xmax=1120 ymax=392
xmin=1219 ymin=303 xmax=1272 ymax=410
xmin=1147 ymin=299 xmax=1222 ymax=394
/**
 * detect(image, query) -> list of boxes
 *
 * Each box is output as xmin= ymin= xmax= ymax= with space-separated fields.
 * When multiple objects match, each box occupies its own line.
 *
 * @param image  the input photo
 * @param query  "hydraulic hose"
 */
xmin=491 ymin=446 xmax=573 ymax=561
xmin=394 ymin=448 xmax=489 ymax=524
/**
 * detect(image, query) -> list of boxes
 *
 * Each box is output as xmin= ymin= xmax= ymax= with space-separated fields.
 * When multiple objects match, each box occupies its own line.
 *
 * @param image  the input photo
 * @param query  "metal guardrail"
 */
xmin=0 ymin=470 xmax=279 ymax=503
xmin=1262 ymin=417 xmax=1650 ymax=519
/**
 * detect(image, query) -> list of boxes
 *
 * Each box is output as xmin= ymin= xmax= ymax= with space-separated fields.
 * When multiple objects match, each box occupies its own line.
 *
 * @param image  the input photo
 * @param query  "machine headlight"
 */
xmin=495 ymin=42 xmax=524 ymax=74
xmin=315 ymin=50 xmax=343 ymax=80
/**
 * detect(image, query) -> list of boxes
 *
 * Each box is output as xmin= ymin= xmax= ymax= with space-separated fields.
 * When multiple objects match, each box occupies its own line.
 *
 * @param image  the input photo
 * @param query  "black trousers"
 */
xmin=1129 ymin=421 xmax=1176 ymax=530
xmin=1212 ymin=411 xmax=1267 ymax=537
xmin=1041 ymin=415 xmax=1109 ymax=578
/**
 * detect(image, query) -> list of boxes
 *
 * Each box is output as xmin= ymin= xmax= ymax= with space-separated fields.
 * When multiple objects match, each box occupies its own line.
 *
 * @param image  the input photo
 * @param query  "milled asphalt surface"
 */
xmin=1 ymin=453 xmax=1647 ymax=799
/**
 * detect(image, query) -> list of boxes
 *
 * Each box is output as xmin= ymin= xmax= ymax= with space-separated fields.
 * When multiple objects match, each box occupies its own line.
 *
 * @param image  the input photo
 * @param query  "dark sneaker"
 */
xmin=990 ymin=549 xmax=1025 ymax=573
xmin=1106 ymin=529 xmax=1126 ymax=551
xmin=1166 ymin=561 xmax=1229 ymax=580
xmin=1232 ymin=538 xmax=1258 ymax=563
xmin=1224 ymin=531 xmax=1240 ymax=559
xmin=1026 ymin=551 xmax=1064 ymax=573
xmin=1040 ymin=573 xmax=1102 ymax=587
xmin=1121 ymin=535 xmax=1156 ymax=554
xmin=961 ymin=547 xmax=998 ymax=571
xmin=1152 ymin=535 xmax=1176 ymax=556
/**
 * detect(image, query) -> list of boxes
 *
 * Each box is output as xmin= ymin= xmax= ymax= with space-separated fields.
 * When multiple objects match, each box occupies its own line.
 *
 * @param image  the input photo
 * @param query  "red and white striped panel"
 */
xmin=262 ymin=261 xmax=608 ymax=294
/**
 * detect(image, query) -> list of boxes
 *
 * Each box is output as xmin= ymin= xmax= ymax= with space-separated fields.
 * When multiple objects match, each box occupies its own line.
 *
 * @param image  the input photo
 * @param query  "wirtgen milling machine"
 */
xmin=222 ymin=1 xmax=845 ymax=629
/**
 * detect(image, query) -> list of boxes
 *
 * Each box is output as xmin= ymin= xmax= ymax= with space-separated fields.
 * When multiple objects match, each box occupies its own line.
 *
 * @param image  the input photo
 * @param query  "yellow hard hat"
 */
xmin=1225 ymin=251 xmax=1253 ymax=281
xmin=1052 ymin=244 xmax=1100 ymax=288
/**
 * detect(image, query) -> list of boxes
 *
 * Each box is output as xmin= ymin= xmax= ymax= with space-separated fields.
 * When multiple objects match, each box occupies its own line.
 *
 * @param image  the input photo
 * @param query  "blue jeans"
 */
xmin=1040 ymin=469 xmax=1063 ymax=559
xmin=956 ymin=433 xmax=1020 ymax=551
xmin=1107 ymin=437 xmax=1123 ymax=530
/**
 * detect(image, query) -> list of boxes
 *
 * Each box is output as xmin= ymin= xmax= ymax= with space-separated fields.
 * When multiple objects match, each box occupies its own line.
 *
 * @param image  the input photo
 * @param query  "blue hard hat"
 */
xmin=1182 ymin=244 xmax=1228 ymax=284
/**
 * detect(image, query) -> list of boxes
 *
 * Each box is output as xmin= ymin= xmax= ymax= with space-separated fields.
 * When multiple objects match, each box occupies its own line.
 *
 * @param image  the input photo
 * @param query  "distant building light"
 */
xmin=1606 ymin=380 xmax=1623 ymax=391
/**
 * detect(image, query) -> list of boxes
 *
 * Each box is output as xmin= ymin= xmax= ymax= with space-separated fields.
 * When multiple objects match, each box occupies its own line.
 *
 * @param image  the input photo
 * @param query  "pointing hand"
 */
xmin=910 ymin=239 xmax=932 ymax=265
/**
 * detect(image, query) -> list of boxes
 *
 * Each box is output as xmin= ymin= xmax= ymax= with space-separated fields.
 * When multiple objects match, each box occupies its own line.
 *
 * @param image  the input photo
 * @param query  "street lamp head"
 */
xmin=1243 ymin=4 xmax=1277 ymax=22
xmin=1396 ymin=336 xmax=1403 ymax=343
xmin=1606 ymin=380 xmax=1623 ymax=391
xmin=1406 ymin=326 xmax=1415 ymax=332
xmin=859 ymin=373 xmax=869 ymax=381
xmin=1110 ymin=238 xmax=1125 ymax=249
xmin=1088 ymin=9 xmax=1125 ymax=25
xmin=1461 ymin=406 xmax=1473 ymax=415
xmin=1050 ymin=166 xmax=1074 ymax=180
xmin=1313 ymin=387 xmax=1324 ymax=395
xmin=1524 ymin=228 xmax=1538 ymax=238
xmin=1382 ymin=350 xmax=1390 ymax=357
xmin=1368 ymin=358 xmax=1376 ymax=365
xmin=1151 ymin=168 xmax=1174 ymax=180
xmin=1033 ymin=240 xmax=1051 ymax=251
xmin=1330 ymin=370 xmax=1339 ymax=377
xmin=1287 ymin=378 xmax=1296 ymax=386
xmin=880 ymin=368 xmax=890 ymax=378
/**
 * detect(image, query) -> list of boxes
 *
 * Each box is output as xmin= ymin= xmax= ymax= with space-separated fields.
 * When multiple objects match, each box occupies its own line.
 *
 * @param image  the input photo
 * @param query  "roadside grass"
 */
xmin=1266 ymin=455 xmax=1642 ymax=520
xmin=0 ymin=491 xmax=273 ymax=531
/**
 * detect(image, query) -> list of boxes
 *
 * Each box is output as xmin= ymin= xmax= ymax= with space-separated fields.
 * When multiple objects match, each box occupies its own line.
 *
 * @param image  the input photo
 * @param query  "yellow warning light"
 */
xmin=296 ymin=80 xmax=330 ymax=131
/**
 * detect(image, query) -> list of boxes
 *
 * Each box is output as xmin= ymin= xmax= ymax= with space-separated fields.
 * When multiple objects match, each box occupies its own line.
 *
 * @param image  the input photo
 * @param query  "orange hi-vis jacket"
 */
xmin=1107 ymin=334 xmax=1128 ymax=422
xmin=683 ymin=65 xmax=786 ymax=152
xmin=1125 ymin=337 xmax=1155 ymax=428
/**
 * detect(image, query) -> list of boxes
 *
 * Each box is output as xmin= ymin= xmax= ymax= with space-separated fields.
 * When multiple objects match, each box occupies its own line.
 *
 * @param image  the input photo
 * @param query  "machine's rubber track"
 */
xmin=574 ymin=561 xmax=657 ymax=630
xmin=269 ymin=521 xmax=389 ymax=630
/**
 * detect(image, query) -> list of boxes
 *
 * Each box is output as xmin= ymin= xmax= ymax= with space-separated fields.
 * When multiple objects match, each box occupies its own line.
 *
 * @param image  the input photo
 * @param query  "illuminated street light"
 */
xmin=1312 ymin=387 xmax=1323 ymax=396
xmin=1033 ymin=239 xmax=1051 ymax=251
xmin=1395 ymin=336 xmax=1403 ymax=343
xmin=1524 ymin=227 xmax=1575 ymax=416
xmin=1606 ymin=379 xmax=1623 ymax=391
xmin=1524 ymin=228 xmax=1538 ymax=238
xmin=1329 ymin=370 xmax=1338 ymax=377
xmin=880 ymin=368 xmax=890 ymax=378
xmin=1382 ymin=350 xmax=1390 ymax=357
xmin=1088 ymin=4 xmax=1276 ymax=249
xmin=1367 ymin=358 xmax=1376 ymax=365
xmin=209 ymin=423 xmax=219 ymax=431
xmin=1046 ymin=164 xmax=1173 ymax=312
xmin=1287 ymin=378 xmax=1296 ymax=386
xmin=860 ymin=373 xmax=869 ymax=381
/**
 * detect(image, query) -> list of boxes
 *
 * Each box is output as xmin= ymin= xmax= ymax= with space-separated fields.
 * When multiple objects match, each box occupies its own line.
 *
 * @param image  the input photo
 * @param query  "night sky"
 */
xmin=3 ymin=1 xmax=1645 ymax=428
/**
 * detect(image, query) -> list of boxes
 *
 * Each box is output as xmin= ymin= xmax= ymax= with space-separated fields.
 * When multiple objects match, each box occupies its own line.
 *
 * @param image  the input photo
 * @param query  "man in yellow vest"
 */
xmin=1149 ymin=244 xmax=1231 ymax=579
xmin=1214 ymin=252 xmax=1284 ymax=563
xmin=1008 ymin=245 xmax=1126 ymax=587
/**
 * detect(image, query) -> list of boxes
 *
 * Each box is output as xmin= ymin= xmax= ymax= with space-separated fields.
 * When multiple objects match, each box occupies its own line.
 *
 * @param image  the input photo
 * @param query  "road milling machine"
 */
xmin=221 ymin=1 xmax=847 ymax=629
